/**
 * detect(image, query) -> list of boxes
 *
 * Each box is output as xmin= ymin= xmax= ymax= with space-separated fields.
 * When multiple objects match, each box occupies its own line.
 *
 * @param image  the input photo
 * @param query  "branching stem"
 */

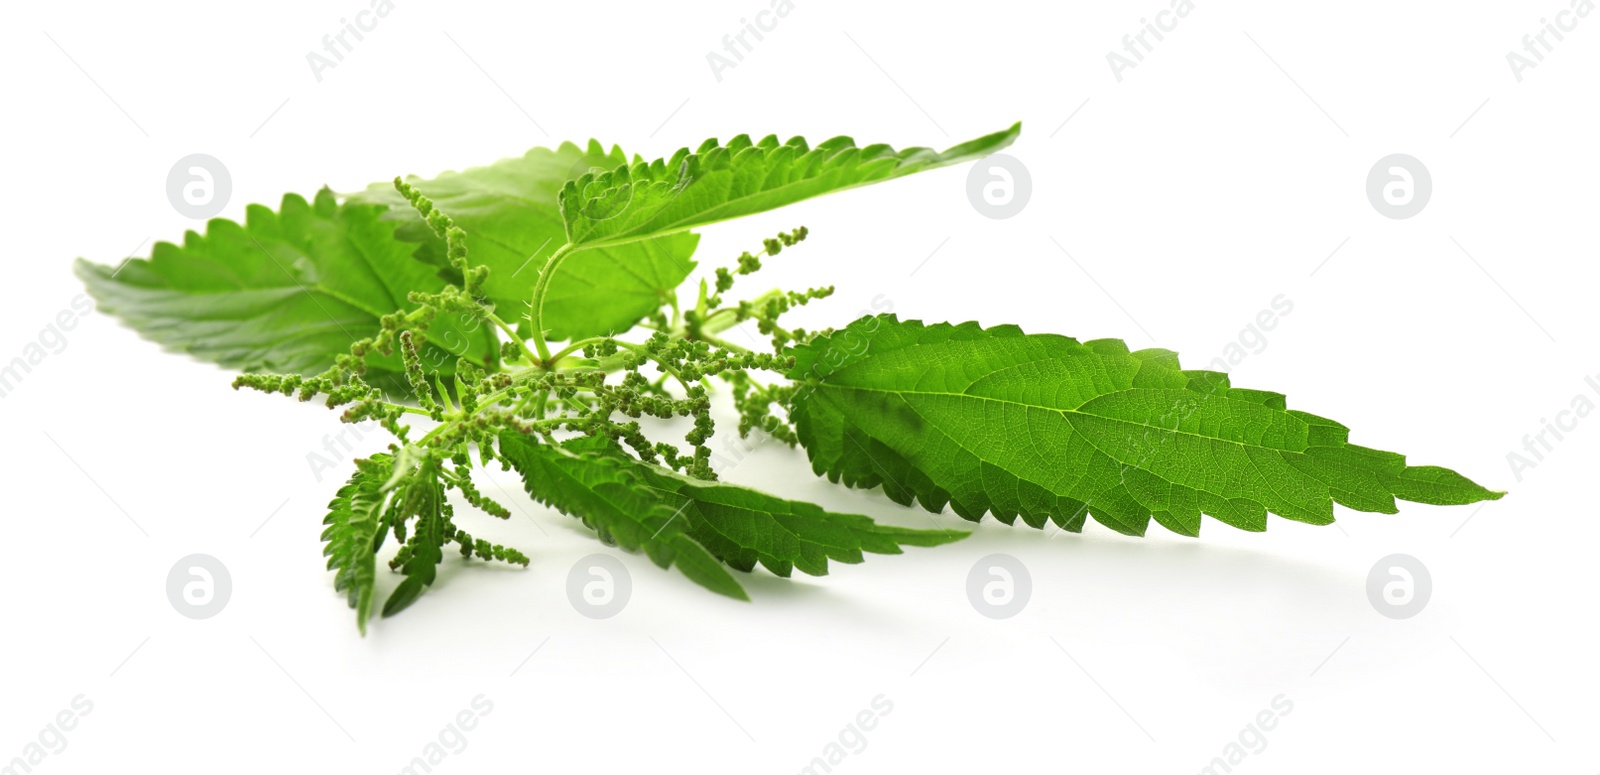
xmin=527 ymin=243 xmax=576 ymax=364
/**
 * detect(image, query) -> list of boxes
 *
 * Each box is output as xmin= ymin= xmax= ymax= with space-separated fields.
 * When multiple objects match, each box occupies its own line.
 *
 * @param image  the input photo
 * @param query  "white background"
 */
xmin=2 ymin=1 xmax=1596 ymax=772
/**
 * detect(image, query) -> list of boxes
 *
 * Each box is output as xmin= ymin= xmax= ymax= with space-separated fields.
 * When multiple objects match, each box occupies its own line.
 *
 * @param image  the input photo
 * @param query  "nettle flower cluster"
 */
xmin=230 ymin=180 xmax=842 ymax=623
xmin=78 ymin=123 xmax=1501 ymax=635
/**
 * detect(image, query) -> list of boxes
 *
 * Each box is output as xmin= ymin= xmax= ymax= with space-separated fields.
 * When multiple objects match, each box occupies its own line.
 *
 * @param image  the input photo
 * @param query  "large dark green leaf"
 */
xmin=788 ymin=314 xmax=1503 ymax=537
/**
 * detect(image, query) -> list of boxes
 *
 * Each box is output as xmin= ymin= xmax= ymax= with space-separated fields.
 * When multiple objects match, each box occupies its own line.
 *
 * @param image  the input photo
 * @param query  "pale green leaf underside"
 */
xmin=74 ymin=190 xmax=495 ymax=389
xmin=352 ymin=140 xmax=700 ymax=341
xmin=788 ymin=315 xmax=1503 ymax=537
xmin=560 ymin=123 xmax=1022 ymax=248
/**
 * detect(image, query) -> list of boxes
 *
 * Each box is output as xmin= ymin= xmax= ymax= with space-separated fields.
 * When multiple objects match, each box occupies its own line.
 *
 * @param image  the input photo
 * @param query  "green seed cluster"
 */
xmin=235 ymin=194 xmax=825 ymax=587
xmin=708 ymin=225 xmax=807 ymax=308
xmin=729 ymin=372 xmax=800 ymax=446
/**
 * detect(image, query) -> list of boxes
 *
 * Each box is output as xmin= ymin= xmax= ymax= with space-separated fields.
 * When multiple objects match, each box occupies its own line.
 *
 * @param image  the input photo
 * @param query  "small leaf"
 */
xmin=788 ymin=314 xmax=1503 ymax=537
xmin=321 ymin=454 xmax=393 ymax=635
xmin=559 ymin=124 xmax=1022 ymax=248
xmin=381 ymin=461 xmax=448 ymax=618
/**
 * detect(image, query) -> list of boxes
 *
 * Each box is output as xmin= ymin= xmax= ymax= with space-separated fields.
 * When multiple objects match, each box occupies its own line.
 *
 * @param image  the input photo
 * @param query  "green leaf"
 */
xmin=496 ymin=432 xmax=747 ymax=600
xmin=321 ymin=454 xmax=393 ymax=635
xmin=559 ymin=123 xmax=1022 ymax=248
xmin=568 ymin=436 xmax=969 ymax=577
xmin=788 ymin=314 xmax=1504 ymax=537
xmin=382 ymin=460 xmax=448 ymax=618
xmin=74 ymin=189 xmax=496 ymax=387
xmin=351 ymin=141 xmax=700 ymax=341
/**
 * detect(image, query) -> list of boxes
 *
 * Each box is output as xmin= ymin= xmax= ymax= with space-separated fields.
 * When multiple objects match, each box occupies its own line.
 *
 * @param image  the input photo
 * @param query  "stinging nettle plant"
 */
xmin=76 ymin=123 xmax=1502 ymax=633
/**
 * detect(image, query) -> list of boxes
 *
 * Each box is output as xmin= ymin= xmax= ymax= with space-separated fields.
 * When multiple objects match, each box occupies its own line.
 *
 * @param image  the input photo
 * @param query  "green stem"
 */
xmin=615 ymin=342 xmax=692 ymax=391
xmin=528 ymin=243 xmax=576 ymax=364
xmin=698 ymin=332 xmax=751 ymax=354
xmin=380 ymin=402 xmax=436 ymax=417
xmin=486 ymin=311 xmax=538 ymax=365
xmin=697 ymin=288 xmax=785 ymax=332
xmin=412 ymin=362 xmax=608 ymax=447
xmin=412 ymin=376 xmax=534 ymax=447
xmin=549 ymin=335 xmax=615 ymax=364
